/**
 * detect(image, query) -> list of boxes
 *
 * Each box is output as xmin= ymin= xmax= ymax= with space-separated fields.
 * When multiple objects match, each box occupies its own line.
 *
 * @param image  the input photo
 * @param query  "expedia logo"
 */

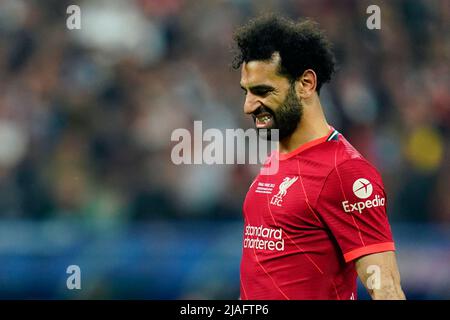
xmin=342 ymin=178 xmax=385 ymax=213
xmin=352 ymin=178 xmax=372 ymax=199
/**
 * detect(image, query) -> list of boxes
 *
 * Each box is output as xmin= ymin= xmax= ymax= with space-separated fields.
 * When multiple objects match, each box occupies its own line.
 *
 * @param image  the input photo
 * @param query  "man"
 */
xmin=233 ymin=15 xmax=405 ymax=300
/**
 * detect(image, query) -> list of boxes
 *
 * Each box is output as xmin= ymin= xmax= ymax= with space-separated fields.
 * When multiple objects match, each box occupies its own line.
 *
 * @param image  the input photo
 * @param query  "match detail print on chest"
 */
xmin=254 ymin=175 xmax=300 ymax=208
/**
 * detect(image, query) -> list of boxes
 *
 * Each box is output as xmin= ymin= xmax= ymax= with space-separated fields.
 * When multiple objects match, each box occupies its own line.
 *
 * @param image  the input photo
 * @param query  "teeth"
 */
xmin=258 ymin=116 xmax=271 ymax=122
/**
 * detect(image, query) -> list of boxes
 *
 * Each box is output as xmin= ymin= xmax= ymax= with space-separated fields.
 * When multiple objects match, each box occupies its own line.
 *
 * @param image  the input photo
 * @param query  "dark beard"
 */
xmin=256 ymin=84 xmax=303 ymax=141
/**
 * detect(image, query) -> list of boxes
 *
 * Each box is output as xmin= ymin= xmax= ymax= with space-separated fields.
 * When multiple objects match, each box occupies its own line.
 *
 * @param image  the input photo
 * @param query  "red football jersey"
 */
xmin=240 ymin=128 xmax=395 ymax=300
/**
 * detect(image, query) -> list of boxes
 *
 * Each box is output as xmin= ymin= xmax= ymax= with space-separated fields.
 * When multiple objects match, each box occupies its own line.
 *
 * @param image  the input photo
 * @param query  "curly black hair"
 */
xmin=232 ymin=15 xmax=335 ymax=94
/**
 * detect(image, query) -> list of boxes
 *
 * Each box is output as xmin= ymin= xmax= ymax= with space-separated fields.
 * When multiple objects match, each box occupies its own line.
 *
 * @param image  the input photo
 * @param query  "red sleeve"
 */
xmin=315 ymin=159 xmax=395 ymax=262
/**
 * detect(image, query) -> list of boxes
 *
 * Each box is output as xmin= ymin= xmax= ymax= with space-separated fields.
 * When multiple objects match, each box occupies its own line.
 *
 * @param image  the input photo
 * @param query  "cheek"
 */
xmin=264 ymin=96 xmax=284 ymax=110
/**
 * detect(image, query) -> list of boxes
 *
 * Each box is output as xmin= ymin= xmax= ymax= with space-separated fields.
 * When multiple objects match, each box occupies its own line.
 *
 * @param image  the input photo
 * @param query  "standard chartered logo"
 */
xmin=342 ymin=178 xmax=385 ymax=214
xmin=243 ymin=224 xmax=284 ymax=251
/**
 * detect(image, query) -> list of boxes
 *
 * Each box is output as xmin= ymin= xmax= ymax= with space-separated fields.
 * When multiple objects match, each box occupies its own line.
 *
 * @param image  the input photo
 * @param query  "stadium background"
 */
xmin=0 ymin=0 xmax=448 ymax=299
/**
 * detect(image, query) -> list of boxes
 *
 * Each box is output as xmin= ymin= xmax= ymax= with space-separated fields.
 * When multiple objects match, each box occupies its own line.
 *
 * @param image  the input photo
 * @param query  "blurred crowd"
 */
xmin=0 ymin=0 xmax=448 ymax=223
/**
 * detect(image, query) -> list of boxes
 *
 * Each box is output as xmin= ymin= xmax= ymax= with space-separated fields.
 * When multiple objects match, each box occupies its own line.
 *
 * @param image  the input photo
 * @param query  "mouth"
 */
xmin=254 ymin=112 xmax=274 ymax=129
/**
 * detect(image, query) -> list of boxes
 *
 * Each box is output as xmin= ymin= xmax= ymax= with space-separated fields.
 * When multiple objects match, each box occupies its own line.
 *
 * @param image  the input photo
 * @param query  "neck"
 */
xmin=278 ymin=99 xmax=330 ymax=154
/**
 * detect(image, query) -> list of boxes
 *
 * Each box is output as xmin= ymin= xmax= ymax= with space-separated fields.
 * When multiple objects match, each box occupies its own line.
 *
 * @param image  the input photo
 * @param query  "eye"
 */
xmin=253 ymin=89 xmax=270 ymax=96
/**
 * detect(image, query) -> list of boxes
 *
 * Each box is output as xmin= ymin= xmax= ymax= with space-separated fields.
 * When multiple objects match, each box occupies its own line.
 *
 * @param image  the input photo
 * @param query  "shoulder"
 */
xmin=333 ymin=135 xmax=383 ymax=183
xmin=324 ymin=133 xmax=380 ymax=175
xmin=298 ymin=131 xmax=379 ymax=176
xmin=312 ymin=134 xmax=385 ymax=205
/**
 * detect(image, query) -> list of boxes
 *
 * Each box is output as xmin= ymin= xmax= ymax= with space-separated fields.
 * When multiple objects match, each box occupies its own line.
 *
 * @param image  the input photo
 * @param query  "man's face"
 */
xmin=240 ymin=56 xmax=302 ymax=140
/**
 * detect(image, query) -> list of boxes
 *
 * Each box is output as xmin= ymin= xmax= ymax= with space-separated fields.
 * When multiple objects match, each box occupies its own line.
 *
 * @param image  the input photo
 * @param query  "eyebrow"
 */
xmin=240 ymin=84 xmax=275 ymax=93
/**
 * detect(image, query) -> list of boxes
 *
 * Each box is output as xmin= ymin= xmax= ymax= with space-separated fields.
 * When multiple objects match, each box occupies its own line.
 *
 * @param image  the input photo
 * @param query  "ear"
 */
xmin=295 ymin=69 xmax=317 ymax=99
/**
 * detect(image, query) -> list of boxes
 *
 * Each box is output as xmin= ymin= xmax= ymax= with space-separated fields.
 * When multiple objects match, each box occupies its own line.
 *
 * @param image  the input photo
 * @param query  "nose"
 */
xmin=243 ymin=93 xmax=260 ymax=115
